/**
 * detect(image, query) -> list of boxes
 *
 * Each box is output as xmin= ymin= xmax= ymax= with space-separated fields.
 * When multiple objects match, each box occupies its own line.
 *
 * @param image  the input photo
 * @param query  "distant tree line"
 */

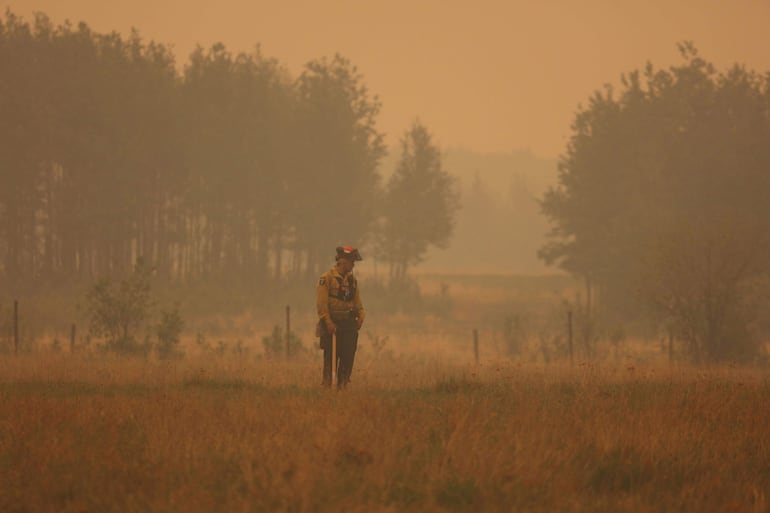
xmin=0 ymin=11 xmax=459 ymax=295
xmin=541 ymin=43 xmax=770 ymax=362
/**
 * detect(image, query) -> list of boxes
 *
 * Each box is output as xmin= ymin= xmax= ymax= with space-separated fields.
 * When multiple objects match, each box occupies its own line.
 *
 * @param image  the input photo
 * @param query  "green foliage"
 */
xmin=376 ymin=121 xmax=461 ymax=280
xmin=85 ymin=260 xmax=154 ymax=355
xmin=0 ymin=11 xmax=389 ymax=293
xmin=156 ymin=304 xmax=184 ymax=360
xmin=290 ymin=54 xmax=386 ymax=274
xmin=541 ymin=43 xmax=770 ymax=361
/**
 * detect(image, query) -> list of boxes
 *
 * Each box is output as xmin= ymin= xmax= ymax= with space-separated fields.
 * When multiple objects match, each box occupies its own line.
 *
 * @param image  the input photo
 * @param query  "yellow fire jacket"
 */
xmin=317 ymin=266 xmax=365 ymax=329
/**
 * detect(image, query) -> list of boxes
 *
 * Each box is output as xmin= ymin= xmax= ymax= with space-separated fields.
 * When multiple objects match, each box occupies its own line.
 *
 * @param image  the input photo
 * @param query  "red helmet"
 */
xmin=336 ymin=246 xmax=362 ymax=261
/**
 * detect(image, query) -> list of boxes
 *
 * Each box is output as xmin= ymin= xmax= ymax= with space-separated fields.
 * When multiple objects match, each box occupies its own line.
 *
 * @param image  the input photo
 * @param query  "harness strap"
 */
xmin=330 ymin=275 xmax=357 ymax=301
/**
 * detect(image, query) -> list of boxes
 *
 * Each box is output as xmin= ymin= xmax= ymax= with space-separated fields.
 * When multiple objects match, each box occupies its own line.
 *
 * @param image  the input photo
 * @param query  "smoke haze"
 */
xmin=5 ymin=0 xmax=770 ymax=157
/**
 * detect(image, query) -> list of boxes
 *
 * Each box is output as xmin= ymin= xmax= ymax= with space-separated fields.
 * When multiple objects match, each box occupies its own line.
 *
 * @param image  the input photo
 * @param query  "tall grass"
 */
xmin=0 ymin=351 xmax=768 ymax=513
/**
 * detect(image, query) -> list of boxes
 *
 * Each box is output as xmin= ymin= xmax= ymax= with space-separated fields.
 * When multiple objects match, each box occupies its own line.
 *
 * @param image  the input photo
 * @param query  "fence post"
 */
xmin=14 ymin=300 xmax=19 ymax=355
xmin=285 ymin=305 xmax=291 ymax=360
xmin=567 ymin=310 xmax=575 ymax=365
xmin=473 ymin=328 xmax=479 ymax=365
xmin=70 ymin=324 xmax=76 ymax=354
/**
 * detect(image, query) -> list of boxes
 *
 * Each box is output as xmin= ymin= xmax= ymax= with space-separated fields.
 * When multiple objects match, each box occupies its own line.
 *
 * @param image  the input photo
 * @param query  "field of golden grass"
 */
xmin=1 ymin=349 xmax=768 ymax=513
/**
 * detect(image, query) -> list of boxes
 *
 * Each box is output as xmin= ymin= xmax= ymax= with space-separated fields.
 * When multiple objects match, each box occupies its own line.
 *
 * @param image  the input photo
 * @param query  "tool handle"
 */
xmin=331 ymin=333 xmax=337 ymax=386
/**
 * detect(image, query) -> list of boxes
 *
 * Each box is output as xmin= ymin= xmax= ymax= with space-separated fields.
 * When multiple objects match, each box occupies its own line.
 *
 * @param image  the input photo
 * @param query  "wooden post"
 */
xmin=70 ymin=324 xmax=76 ymax=354
xmin=668 ymin=330 xmax=673 ymax=364
xmin=285 ymin=305 xmax=291 ymax=360
xmin=473 ymin=328 xmax=479 ymax=365
xmin=13 ymin=300 xmax=19 ymax=355
xmin=567 ymin=310 xmax=575 ymax=365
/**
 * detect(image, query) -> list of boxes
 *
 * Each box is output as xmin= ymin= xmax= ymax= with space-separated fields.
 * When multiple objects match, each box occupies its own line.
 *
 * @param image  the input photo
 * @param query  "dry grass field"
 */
xmin=1 ymin=350 xmax=768 ymax=513
xmin=1 ymin=273 xmax=767 ymax=512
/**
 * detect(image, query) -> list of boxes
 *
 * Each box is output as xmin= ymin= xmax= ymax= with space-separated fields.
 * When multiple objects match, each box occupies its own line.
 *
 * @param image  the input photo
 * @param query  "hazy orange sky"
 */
xmin=4 ymin=0 xmax=770 ymax=158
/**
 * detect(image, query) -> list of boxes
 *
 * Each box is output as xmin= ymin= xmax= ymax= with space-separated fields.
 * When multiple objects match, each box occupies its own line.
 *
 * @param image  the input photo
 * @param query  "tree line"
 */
xmin=0 ymin=11 xmax=459 ymax=296
xmin=541 ymin=43 xmax=770 ymax=362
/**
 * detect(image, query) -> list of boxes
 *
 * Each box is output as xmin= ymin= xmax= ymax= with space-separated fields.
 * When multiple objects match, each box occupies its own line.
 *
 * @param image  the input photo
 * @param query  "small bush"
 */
xmin=156 ymin=304 xmax=184 ymax=360
xmin=85 ymin=258 xmax=185 ymax=358
xmin=85 ymin=259 xmax=153 ymax=355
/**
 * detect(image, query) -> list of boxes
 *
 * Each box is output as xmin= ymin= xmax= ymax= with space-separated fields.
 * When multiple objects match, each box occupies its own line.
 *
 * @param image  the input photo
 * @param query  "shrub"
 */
xmin=85 ymin=259 xmax=184 ymax=358
xmin=156 ymin=304 xmax=184 ymax=360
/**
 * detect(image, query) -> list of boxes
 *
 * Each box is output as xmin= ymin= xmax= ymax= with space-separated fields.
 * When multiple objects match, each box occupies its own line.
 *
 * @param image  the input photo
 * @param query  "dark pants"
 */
xmin=321 ymin=328 xmax=358 ymax=388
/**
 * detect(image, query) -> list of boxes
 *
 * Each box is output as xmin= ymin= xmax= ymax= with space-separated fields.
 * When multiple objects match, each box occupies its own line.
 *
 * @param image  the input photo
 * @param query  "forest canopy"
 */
xmin=0 ymin=11 xmax=459 ymax=297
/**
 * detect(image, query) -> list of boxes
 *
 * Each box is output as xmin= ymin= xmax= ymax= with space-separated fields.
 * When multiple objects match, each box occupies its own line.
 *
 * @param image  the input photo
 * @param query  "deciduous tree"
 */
xmin=540 ymin=43 xmax=770 ymax=361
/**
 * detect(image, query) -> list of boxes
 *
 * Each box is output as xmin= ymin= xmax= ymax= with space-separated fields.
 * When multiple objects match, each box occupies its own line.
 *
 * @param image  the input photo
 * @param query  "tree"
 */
xmin=540 ymin=43 xmax=770 ymax=361
xmin=377 ymin=121 xmax=460 ymax=279
xmin=85 ymin=259 xmax=153 ymax=354
xmin=0 ymin=10 xmax=394 ymax=301
xmin=0 ymin=11 xmax=183 ymax=286
xmin=179 ymin=43 xmax=292 ymax=284
xmin=640 ymin=217 xmax=768 ymax=361
xmin=289 ymin=54 xmax=386 ymax=278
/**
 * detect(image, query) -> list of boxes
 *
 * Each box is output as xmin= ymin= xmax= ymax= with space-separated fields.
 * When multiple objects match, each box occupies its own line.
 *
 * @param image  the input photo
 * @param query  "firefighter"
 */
xmin=316 ymin=245 xmax=365 ymax=388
